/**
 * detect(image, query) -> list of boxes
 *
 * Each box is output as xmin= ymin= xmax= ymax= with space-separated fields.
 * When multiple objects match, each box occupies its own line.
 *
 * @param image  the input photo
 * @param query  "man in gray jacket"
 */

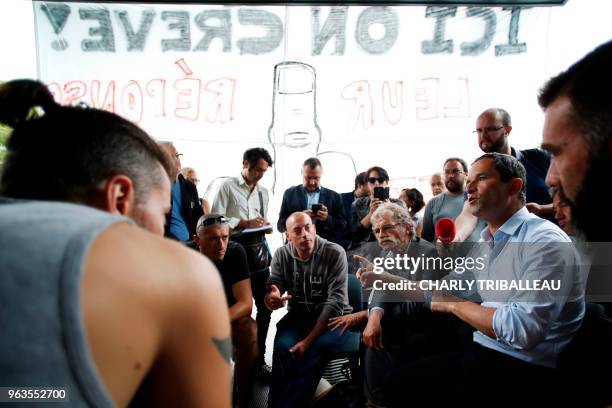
xmin=265 ymin=212 xmax=354 ymax=408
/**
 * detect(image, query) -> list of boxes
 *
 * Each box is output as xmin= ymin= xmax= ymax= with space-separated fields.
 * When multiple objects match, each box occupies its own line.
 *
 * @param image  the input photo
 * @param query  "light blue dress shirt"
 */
xmin=434 ymin=207 xmax=585 ymax=368
xmin=305 ymin=189 xmax=321 ymax=209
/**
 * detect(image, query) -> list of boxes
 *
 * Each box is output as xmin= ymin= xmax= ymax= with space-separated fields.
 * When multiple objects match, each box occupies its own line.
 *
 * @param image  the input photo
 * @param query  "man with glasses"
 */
xmin=421 ymin=158 xmax=485 ymax=243
xmin=160 ymin=142 xmax=203 ymax=244
xmin=475 ymin=108 xmax=553 ymax=217
xmin=330 ymin=203 xmax=459 ymax=407
xmin=195 ymin=214 xmax=257 ymax=408
xmin=453 ymin=108 xmax=555 ymax=242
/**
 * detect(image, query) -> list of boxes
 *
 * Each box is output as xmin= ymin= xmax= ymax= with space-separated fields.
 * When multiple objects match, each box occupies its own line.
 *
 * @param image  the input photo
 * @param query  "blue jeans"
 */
xmin=269 ymin=311 xmax=357 ymax=408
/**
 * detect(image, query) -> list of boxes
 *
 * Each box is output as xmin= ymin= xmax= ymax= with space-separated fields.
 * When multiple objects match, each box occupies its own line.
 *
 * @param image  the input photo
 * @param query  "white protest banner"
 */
xmin=31 ymin=2 xmax=611 ymax=232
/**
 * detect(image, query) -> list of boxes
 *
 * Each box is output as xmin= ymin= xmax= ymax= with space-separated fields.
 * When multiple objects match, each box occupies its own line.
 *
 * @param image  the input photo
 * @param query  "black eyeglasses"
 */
xmin=175 ymin=153 xmax=183 ymax=158
xmin=368 ymin=177 xmax=387 ymax=184
xmin=200 ymin=216 xmax=229 ymax=227
xmin=473 ymin=126 xmax=505 ymax=135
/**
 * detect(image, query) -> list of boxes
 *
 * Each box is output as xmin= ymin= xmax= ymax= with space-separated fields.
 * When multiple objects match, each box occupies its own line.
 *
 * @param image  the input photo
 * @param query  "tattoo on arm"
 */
xmin=212 ymin=336 xmax=232 ymax=364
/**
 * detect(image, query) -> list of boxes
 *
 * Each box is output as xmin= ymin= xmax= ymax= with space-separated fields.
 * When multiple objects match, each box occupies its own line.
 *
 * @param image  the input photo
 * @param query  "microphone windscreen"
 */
xmin=435 ymin=217 xmax=456 ymax=244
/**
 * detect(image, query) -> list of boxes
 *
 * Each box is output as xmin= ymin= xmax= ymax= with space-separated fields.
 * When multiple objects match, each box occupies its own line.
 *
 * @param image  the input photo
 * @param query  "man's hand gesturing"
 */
xmin=264 ymin=284 xmax=292 ymax=311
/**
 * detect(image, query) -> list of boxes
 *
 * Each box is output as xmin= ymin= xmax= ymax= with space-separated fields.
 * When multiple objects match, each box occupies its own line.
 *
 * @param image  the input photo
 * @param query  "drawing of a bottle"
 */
xmin=268 ymin=61 xmax=322 ymax=193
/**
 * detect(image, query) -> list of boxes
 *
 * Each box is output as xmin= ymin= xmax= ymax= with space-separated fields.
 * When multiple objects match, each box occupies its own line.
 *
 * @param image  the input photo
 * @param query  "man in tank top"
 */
xmin=0 ymin=80 xmax=231 ymax=407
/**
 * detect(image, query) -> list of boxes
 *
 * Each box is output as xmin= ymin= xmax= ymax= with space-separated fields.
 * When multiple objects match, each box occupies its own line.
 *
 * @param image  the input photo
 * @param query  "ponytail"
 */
xmin=0 ymin=79 xmax=59 ymax=128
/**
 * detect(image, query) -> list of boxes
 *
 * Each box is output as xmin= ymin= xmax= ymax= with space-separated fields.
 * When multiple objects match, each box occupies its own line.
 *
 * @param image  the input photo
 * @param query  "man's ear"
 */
xmin=508 ymin=177 xmax=523 ymax=199
xmin=504 ymin=125 xmax=513 ymax=136
xmin=102 ymin=175 xmax=135 ymax=216
xmin=193 ymin=234 xmax=201 ymax=248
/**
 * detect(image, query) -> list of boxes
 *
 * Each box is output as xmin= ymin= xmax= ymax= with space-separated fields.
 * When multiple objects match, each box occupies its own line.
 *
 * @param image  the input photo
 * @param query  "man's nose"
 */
xmin=466 ymin=179 xmax=476 ymax=193
xmin=545 ymin=159 xmax=560 ymax=188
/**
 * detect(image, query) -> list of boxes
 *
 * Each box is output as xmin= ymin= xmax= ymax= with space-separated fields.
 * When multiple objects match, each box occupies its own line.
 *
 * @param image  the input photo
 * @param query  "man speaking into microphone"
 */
xmin=368 ymin=153 xmax=584 ymax=407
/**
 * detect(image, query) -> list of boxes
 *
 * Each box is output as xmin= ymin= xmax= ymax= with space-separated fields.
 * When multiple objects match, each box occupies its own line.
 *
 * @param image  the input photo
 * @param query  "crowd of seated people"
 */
xmin=2 ymin=38 xmax=612 ymax=408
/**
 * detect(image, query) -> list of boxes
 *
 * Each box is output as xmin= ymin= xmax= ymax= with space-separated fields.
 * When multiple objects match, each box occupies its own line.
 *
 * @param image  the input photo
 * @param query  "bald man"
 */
xmin=454 ymin=107 xmax=555 ymax=241
xmin=265 ymin=212 xmax=354 ymax=408
xmin=475 ymin=107 xmax=553 ymax=217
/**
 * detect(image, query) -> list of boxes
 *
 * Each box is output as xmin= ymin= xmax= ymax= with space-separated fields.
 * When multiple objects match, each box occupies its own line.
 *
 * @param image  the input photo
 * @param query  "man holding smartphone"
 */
xmin=277 ymin=157 xmax=347 ymax=244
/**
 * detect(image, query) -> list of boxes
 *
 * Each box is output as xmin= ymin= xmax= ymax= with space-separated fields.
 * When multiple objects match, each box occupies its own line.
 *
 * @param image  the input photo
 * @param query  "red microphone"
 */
xmin=435 ymin=217 xmax=456 ymax=245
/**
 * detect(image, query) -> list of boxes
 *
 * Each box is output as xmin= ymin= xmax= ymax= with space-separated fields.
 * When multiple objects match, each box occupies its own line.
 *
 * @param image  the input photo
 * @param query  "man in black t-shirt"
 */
xmin=195 ymin=214 xmax=256 ymax=408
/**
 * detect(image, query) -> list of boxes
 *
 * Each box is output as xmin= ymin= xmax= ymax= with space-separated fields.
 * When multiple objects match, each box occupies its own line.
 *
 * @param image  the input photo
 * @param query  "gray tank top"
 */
xmin=0 ymin=197 xmax=130 ymax=407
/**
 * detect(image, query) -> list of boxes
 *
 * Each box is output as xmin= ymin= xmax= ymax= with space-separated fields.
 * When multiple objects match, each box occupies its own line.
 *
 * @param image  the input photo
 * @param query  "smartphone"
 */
xmin=311 ymin=203 xmax=322 ymax=213
xmin=373 ymin=186 xmax=389 ymax=201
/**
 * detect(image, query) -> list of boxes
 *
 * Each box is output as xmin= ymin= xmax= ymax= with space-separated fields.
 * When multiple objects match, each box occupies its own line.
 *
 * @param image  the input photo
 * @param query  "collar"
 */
xmin=510 ymin=146 xmax=522 ymax=160
xmin=480 ymin=206 xmax=529 ymax=243
xmin=238 ymin=173 xmax=257 ymax=190
xmin=304 ymin=186 xmax=322 ymax=194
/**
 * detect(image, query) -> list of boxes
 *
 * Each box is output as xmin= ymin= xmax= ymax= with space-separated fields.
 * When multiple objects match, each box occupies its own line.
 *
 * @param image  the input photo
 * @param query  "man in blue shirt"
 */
xmin=160 ymin=142 xmax=203 ymax=244
xmin=376 ymin=153 xmax=584 ymax=407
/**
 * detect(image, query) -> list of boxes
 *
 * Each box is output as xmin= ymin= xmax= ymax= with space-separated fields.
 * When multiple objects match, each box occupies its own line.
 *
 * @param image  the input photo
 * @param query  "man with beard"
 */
xmin=538 ymin=40 xmax=612 ymax=244
xmin=265 ymin=212 xmax=354 ymax=408
xmin=539 ymin=41 xmax=612 ymax=376
xmin=453 ymin=108 xmax=556 ymax=242
xmin=212 ymin=147 xmax=274 ymax=378
xmin=329 ymin=203 xmax=466 ymax=407
xmin=475 ymin=108 xmax=553 ymax=218
xmin=421 ymin=158 xmax=485 ymax=243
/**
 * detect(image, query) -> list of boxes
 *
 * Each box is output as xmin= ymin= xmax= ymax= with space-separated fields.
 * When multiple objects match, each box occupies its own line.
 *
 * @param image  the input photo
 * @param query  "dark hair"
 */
xmin=538 ymin=40 xmax=612 ymax=157
xmin=443 ymin=157 xmax=468 ymax=173
xmin=473 ymin=153 xmax=527 ymax=204
xmin=303 ymin=157 xmax=321 ymax=169
xmin=366 ymin=166 xmax=389 ymax=182
xmin=0 ymin=80 xmax=173 ymax=204
xmin=0 ymin=79 xmax=59 ymax=128
xmin=403 ymin=188 xmax=425 ymax=213
xmin=354 ymin=171 xmax=366 ymax=190
xmin=243 ymin=147 xmax=273 ymax=169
